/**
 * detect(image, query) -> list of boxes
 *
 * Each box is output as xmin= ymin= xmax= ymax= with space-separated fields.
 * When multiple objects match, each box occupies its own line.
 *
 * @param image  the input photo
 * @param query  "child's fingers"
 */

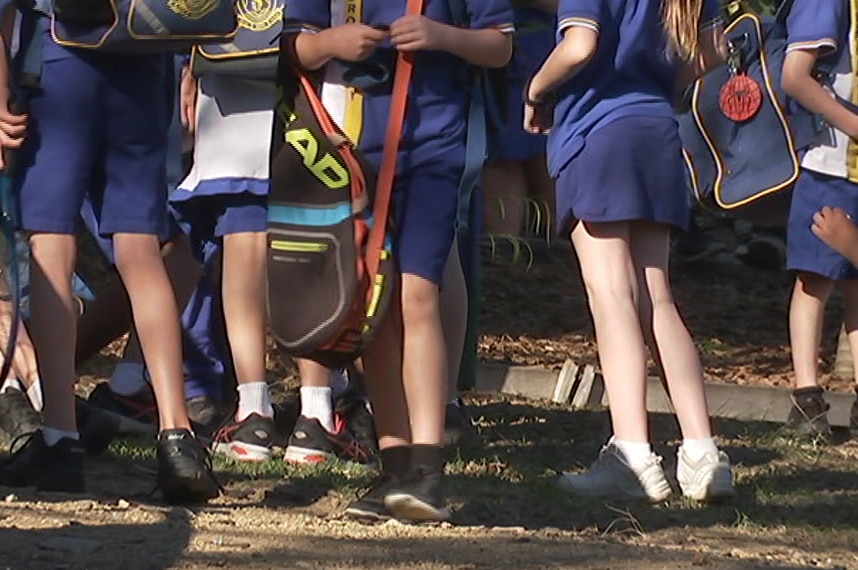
xmin=0 ymin=111 xmax=26 ymax=125
xmin=0 ymin=122 xmax=26 ymax=138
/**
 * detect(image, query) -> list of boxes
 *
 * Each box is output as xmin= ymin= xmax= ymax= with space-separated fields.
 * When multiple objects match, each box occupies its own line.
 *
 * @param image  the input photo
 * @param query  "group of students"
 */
xmin=0 ymin=0 xmax=856 ymax=523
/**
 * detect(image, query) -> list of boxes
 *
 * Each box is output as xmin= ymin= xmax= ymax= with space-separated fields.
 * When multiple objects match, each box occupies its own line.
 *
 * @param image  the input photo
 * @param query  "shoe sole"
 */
xmin=384 ymin=493 xmax=451 ymax=523
xmin=344 ymin=506 xmax=391 ymax=522
xmin=679 ymin=473 xmax=736 ymax=503
xmin=284 ymin=445 xmax=336 ymax=465
xmin=160 ymin=476 xmax=220 ymax=505
xmin=556 ymin=476 xmax=672 ymax=503
xmin=212 ymin=441 xmax=272 ymax=463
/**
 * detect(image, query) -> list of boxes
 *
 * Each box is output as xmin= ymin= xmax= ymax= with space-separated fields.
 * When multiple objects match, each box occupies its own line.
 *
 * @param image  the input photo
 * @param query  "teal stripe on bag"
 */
xmin=268 ymin=203 xmax=353 ymax=226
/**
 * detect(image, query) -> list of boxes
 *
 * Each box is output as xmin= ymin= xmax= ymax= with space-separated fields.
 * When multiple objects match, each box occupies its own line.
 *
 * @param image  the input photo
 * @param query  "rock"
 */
xmin=116 ymin=499 xmax=131 ymax=509
xmin=3 ymin=494 xmax=17 ymax=503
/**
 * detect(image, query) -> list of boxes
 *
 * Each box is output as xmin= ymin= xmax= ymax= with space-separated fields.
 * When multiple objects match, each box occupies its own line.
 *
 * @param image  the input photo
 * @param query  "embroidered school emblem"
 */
xmin=168 ymin=0 xmax=220 ymax=20
xmin=719 ymin=74 xmax=763 ymax=123
xmin=236 ymin=0 xmax=283 ymax=31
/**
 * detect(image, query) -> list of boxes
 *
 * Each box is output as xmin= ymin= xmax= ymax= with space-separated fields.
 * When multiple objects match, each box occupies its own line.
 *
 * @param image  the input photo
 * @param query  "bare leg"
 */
xmin=841 ymin=280 xmax=858 ymax=386
xmin=630 ymin=221 xmax=711 ymax=440
xmin=400 ymin=273 xmax=447 ymax=445
xmin=570 ymin=221 xmax=649 ymax=443
xmin=28 ymin=233 xmax=78 ymax=433
xmin=789 ymin=272 xmax=835 ymax=390
xmin=522 ymin=153 xmax=555 ymax=238
xmin=482 ymin=160 xmax=527 ymax=236
xmin=221 ymin=231 xmax=267 ymax=388
xmin=113 ymin=233 xmax=189 ymax=431
xmin=362 ymin=304 xmax=411 ymax=450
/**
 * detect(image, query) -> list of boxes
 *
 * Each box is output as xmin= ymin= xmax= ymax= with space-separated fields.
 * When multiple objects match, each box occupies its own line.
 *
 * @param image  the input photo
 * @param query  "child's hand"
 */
xmin=390 ymin=15 xmax=447 ymax=52
xmin=0 ymin=94 xmax=27 ymax=170
xmin=329 ymin=23 xmax=388 ymax=62
xmin=811 ymin=206 xmax=858 ymax=264
xmin=180 ymin=65 xmax=197 ymax=133
xmin=523 ymin=101 xmax=554 ymax=134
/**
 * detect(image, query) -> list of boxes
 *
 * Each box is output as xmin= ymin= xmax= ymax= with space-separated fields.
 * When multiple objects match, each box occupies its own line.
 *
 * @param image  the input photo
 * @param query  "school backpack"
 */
xmin=266 ymin=0 xmax=424 ymax=369
xmin=677 ymin=0 xmax=826 ymax=227
xmin=46 ymin=0 xmax=238 ymax=53
xmin=190 ymin=0 xmax=284 ymax=79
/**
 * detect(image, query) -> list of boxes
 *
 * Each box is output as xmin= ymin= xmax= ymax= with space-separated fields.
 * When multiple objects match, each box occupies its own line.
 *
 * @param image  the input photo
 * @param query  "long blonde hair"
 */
xmin=662 ymin=0 xmax=705 ymax=62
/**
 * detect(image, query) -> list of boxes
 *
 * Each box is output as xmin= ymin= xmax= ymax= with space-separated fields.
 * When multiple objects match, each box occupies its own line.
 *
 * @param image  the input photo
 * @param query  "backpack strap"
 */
xmin=365 ymin=0 xmax=425 ymax=280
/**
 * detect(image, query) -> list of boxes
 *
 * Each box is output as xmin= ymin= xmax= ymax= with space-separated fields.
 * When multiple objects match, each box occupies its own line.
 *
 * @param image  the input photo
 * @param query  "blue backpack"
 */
xmin=677 ymin=0 xmax=829 ymax=227
xmin=47 ymin=0 xmax=238 ymax=53
xmin=190 ymin=0 xmax=284 ymax=79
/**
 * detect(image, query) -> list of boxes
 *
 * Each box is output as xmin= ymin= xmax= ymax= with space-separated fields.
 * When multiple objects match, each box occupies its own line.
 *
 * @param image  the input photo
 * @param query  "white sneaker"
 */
xmin=557 ymin=444 xmax=673 ymax=502
xmin=676 ymin=448 xmax=736 ymax=501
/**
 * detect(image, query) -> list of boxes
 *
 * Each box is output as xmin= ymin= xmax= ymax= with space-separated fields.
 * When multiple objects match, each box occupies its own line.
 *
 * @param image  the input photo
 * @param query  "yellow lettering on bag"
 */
xmin=285 ymin=128 xmax=350 ymax=189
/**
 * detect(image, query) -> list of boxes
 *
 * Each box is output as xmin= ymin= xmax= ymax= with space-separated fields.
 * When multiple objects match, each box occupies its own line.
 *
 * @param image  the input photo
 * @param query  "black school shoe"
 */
xmin=784 ymin=387 xmax=831 ymax=441
xmin=0 ymin=431 xmax=86 ymax=493
xmin=75 ymin=397 xmax=121 ymax=456
xmin=0 ymin=388 xmax=42 ymax=445
xmin=384 ymin=466 xmax=450 ymax=523
xmin=345 ymin=473 xmax=398 ymax=521
xmin=156 ymin=429 xmax=221 ymax=505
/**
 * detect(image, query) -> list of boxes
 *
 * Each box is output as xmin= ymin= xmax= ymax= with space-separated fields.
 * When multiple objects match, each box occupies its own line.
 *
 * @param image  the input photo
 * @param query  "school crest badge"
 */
xmin=168 ymin=0 xmax=220 ymax=20
xmin=236 ymin=0 xmax=283 ymax=31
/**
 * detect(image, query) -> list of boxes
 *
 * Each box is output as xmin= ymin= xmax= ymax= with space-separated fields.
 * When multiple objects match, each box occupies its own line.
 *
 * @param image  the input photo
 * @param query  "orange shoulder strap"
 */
xmin=365 ymin=0 xmax=425 ymax=278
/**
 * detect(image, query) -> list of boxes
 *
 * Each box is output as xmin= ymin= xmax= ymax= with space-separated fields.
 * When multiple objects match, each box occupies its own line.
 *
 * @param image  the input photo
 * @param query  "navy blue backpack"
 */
xmin=677 ymin=0 xmax=825 ymax=227
xmin=48 ymin=0 xmax=238 ymax=53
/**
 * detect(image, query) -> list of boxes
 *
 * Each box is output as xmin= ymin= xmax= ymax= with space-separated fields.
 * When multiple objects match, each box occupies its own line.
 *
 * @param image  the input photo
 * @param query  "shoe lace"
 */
xmin=330 ymin=414 xmax=373 ymax=463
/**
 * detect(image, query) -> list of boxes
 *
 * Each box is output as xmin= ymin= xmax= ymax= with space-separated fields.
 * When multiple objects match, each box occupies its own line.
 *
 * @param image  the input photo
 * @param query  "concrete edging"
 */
xmin=475 ymin=360 xmax=855 ymax=428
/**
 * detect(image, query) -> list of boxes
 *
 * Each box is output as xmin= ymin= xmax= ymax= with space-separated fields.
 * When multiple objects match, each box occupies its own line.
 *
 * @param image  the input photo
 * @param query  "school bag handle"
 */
xmin=365 ymin=0 xmax=426 ymax=280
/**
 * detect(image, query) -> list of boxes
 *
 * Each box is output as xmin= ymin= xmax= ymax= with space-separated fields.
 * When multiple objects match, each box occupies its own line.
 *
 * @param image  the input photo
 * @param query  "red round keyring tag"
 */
xmin=719 ymin=74 xmax=763 ymax=122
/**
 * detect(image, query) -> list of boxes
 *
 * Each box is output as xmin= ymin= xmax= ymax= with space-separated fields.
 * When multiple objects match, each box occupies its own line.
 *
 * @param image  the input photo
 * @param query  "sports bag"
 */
xmin=677 ymin=0 xmax=824 ymax=227
xmin=190 ymin=0 xmax=283 ymax=79
xmin=266 ymin=0 xmax=424 ymax=369
xmin=49 ymin=0 xmax=238 ymax=53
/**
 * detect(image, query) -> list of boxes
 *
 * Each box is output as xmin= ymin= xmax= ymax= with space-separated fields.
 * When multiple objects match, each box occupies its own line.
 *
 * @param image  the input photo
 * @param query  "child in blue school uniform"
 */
xmin=781 ymin=0 xmax=858 ymax=439
xmin=285 ymin=0 xmax=513 ymax=522
xmin=0 ymin=13 xmax=218 ymax=503
xmin=172 ymin=61 xmax=279 ymax=461
xmin=525 ymin=0 xmax=735 ymax=502
xmin=483 ymin=0 xmax=556 ymax=236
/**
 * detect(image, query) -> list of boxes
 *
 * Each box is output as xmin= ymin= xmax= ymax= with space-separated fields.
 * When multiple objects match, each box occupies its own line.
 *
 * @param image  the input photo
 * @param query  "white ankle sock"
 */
xmin=329 ymin=368 xmax=349 ymax=400
xmin=611 ymin=439 xmax=654 ymax=468
xmin=681 ymin=437 xmax=719 ymax=461
xmin=300 ymin=386 xmax=334 ymax=432
xmin=236 ymin=381 xmax=274 ymax=421
xmin=1 ymin=377 xmax=21 ymax=393
xmin=42 ymin=426 xmax=80 ymax=447
xmin=26 ymin=381 xmax=44 ymax=412
xmin=109 ymin=362 xmax=148 ymax=396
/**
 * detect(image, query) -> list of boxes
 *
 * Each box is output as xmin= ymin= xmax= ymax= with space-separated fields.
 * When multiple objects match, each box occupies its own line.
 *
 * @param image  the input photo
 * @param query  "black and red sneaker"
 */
xmin=211 ymin=413 xmax=275 ymax=463
xmin=87 ymin=383 xmax=157 ymax=435
xmin=284 ymin=415 xmax=374 ymax=465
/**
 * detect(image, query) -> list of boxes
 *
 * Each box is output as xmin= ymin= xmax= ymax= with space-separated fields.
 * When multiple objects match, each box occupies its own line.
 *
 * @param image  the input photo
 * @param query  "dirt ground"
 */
xmin=480 ymin=239 xmax=854 ymax=392
xmin=3 ymin=242 xmax=858 ymax=569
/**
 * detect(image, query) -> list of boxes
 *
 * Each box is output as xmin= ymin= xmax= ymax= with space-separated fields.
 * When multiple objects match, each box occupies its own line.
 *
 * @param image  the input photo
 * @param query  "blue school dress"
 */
xmin=547 ymin=0 xmax=721 ymax=234
xmin=784 ymin=0 xmax=858 ymax=280
xmin=284 ymin=0 xmax=514 ymax=285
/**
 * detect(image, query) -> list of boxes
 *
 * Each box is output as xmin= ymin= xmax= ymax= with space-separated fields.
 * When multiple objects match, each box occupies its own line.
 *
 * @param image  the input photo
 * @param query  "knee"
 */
xmin=113 ymin=234 xmax=161 ymax=274
xmin=400 ymin=275 xmax=441 ymax=326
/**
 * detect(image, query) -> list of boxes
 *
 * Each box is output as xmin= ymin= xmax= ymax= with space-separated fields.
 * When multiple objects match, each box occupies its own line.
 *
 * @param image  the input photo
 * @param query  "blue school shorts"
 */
xmin=787 ymin=169 xmax=858 ymax=280
xmin=171 ymin=194 xmax=268 ymax=261
xmin=15 ymin=28 xmax=170 ymax=237
xmin=392 ymin=154 xmax=463 ymax=286
xmin=554 ymin=116 xmax=690 ymax=234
